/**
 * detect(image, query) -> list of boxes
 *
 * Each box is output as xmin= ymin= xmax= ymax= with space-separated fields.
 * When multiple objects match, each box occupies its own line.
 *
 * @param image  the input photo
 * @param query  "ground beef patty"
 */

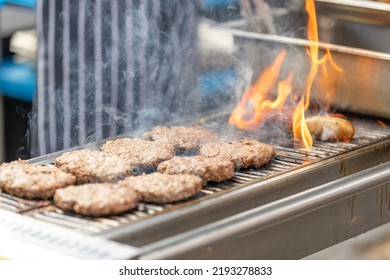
xmin=54 ymin=149 xmax=132 ymax=183
xmin=0 ymin=160 xmax=76 ymax=199
xmin=101 ymin=138 xmax=176 ymax=170
xmin=54 ymin=183 xmax=138 ymax=216
xmin=143 ymin=125 xmax=219 ymax=152
xmin=119 ymin=173 xmax=202 ymax=204
xmin=200 ymin=139 xmax=276 ymax=169
xmin=157 ymin=156 xmax=235 ymax=183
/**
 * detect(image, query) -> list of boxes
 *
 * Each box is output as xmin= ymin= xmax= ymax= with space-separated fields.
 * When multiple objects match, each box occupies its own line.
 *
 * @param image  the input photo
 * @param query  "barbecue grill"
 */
xmin=2 ymin=1 xmax=390 ymax=260
xmin=1 ymin=110 xmax=390 ymax=259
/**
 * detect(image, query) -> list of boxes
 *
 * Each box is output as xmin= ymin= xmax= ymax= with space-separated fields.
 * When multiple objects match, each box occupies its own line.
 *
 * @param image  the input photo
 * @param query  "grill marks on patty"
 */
xmin=200 ymin=139 xmax=276 ymax=169
xmin=119 ymin=173 xmax=203 ymax=204
xmin=54 ymin=150 xmax=133 ymax=183
xmin=54 ymin=183 xmax=139 ymax=216
xmin=157 ymin=155 xmax=235 ymax=183
xmin=101 ymin=138 xmax=176 ymax=170
xmin=143 ymin=126 xmax=219 ymax=152
xmin=0 ymin=160 xmax=76 ymax=199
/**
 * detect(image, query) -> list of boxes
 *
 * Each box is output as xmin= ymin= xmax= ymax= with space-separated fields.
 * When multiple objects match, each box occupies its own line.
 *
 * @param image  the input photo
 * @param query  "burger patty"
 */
xmin=119 ymin=173 xmax=202 ymax=204
xmin=199 ymin=139 xmax=276 ymax=169
xmin=54 ymin=149 xmax=133 ymax=183
xmin=54 ymin=183 xmax=139 ymax=216
xmin=157 ymin=156 xmax=235 ymax=183
xmin=0 ymin=160 xmax=76 ymax=199
xmin=101 ymin=138 xmax=176 ymax=170
xmin=142 ymin=125 xmax=219 ymax=152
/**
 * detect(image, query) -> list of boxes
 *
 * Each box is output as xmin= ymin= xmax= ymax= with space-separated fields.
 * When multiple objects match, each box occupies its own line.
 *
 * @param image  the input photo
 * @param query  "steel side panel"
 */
xmin=149 ymin=183 xmax=390 ymax=259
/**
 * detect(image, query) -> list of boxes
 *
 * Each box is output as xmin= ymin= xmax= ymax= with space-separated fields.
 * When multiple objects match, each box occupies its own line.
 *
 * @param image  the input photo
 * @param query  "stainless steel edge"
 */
xmin=316 ymin=0 xmax=390 ymax=11
xmin=0 ymin=209 xmax=139 ymax=259
xmin=315 ymin=0 xmax=390 ymax=26
xmin=214 ymin=24 xmax=390 ymax=60
xmin=138 ymin=161 xmax=390 ymax=259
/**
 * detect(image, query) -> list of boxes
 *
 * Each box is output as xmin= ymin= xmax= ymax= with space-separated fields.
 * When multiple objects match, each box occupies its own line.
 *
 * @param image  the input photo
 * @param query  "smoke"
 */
xmin=25 ymin=0 xmax=313 ymax=157
xmin=29 ymin=0 xmax=208 ymax=157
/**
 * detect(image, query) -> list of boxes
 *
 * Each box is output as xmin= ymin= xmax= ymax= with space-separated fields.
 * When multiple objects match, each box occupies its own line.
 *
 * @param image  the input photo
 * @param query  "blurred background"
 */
xmin=0 ymin=0 xmax=35 ymax=163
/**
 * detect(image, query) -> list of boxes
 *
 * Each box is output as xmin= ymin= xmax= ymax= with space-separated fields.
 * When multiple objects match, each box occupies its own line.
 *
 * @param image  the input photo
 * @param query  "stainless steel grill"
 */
xmin=1 ymin=111 xmax=390 ymax=259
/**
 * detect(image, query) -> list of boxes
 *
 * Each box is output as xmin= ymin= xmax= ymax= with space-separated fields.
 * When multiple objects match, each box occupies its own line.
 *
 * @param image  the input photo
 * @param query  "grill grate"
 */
xmin=1 ymin=113 xmax=390 ymax=235
xmin=0 ymin=192 xmax=51 ymax=213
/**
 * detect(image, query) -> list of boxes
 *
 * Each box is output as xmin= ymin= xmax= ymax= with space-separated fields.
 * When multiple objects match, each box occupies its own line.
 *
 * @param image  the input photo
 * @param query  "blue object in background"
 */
xmin=200 ymin=68 xmax=237 ymax=98
xmin=5 ymin=0 xmax=237 ymax=9
xmin=0 ymin=58 xmax=36 ymax=102
xmin=199 ymin=68 xmax=237 ymax=111
xmin=0 ymin=0 xmax=36 ymax=102
xmin=203 ymin=0 xmax=237 ymax=9
xmin=4 ymin=0 xmax=35 ymax=8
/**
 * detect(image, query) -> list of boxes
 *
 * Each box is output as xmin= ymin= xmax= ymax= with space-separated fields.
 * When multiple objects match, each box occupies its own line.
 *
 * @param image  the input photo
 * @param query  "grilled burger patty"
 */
xmin=0 ymin=160 xmax=76 ymax=199
xmin=200 ymin=139 xmax=276 ymax=169
xmin=54 ymin=183 xmax=139 ymax=216
xmin=101 ymin=138 xmax=176 ymax=169
xmin=119 ymin=173 xmax=202 ymax=204
xmin=54 ymin=149 xmax=133 ymax=183
xmin=157 ymin=155 xmax=235 ymax=183
xmin=143 ymin=125 xmax=219 ymax=152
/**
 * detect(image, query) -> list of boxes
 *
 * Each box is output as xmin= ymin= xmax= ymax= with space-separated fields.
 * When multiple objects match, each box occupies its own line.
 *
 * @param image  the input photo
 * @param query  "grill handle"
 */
xmin=139 ymin=161 xmax=390 ymax=259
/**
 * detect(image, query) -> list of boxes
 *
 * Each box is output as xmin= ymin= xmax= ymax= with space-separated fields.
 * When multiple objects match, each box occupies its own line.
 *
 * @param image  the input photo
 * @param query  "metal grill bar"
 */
xmin=0 ymin=192 xmax=51 ymax=213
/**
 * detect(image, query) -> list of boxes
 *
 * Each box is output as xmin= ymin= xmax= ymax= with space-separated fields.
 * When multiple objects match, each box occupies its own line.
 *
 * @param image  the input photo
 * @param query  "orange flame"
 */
xmin=294 ymin=0 xmax=344 ymax=148
xmin=302 ymin=0 xmax=319 ymax=110
xmin=377 ymin=120 xmax=387 ymax=128
xmin=228 ymin=50 xmax=288 ymax=129
xmin=229 ymin=0 xmax=344 ymax=149
xmin=293 ymin=97 xmax=313 ymax=148
xmin=290 ymin=0 xmax=321 ymax=148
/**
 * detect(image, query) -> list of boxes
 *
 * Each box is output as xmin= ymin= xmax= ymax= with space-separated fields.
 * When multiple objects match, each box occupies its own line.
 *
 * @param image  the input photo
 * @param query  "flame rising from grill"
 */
xmin=229 ymin=0 xmax=344 ymax=149
xmin=292 ymin=0 xmax=318 ymax=148
xmin=229 ymin=50 xmax=288 ymax=129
